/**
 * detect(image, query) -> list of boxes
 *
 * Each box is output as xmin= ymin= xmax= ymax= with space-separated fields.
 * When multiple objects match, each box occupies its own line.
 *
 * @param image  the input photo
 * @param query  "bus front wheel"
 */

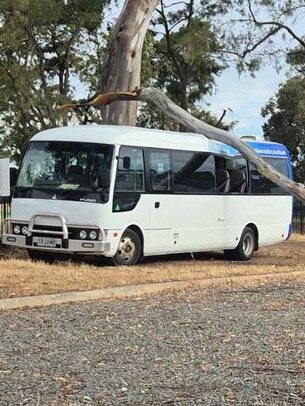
xmin=224 ymin=227 xmax=256 ymax=261
xmin=113 ymin=228 xmax=142 ymax=266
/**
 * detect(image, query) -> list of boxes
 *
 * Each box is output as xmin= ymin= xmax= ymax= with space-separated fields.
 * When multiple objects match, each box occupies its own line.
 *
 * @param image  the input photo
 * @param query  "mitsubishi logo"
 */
xmin=52 ymin=194 xmax=57 ymax=200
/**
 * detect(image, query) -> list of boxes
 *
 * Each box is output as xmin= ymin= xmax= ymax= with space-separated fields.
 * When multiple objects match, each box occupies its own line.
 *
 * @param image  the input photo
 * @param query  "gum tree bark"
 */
xmin=60 ymin=87 xmax=305 ymax=202
xmin=98 ymin=0 xmax=159 ymax=126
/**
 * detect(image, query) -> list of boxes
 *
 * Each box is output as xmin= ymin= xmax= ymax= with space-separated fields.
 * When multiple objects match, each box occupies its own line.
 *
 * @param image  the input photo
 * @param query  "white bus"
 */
xmin=2 ymin=125 xmax=293 ymax=265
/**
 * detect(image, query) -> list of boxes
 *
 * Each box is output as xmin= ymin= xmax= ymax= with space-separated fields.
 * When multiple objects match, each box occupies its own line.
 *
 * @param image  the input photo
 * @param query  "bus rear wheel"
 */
xmin=224 ymin=226 xmax=256 ymax=261
xmin=113 ymin=228 xmax=142 ymax=266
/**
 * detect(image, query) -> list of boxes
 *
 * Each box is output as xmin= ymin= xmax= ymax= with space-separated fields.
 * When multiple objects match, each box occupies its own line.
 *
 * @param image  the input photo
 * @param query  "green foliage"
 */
xmin=0 ymin=0 xmax=110 ymax=162
xmin=139 ymin=0 xmax=229 ymax=131
xmin=262 ymin=75 xmax=305 ymax=182
xmin=155 ymin=17 xmax=223 ymax=106
xmin=286 ymin=48 xmax=305 ymax=76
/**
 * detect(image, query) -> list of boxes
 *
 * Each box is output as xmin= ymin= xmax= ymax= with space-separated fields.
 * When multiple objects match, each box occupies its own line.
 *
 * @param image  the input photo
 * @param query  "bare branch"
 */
xmin=216 ymin=109 xmax=227 ymax=127
xmin=247 ymin=0 xmax=305 ymax=49
xmin=162 ymin=1 xmax=188 ymax=8
xmin=242 ymin=26 xmax=282 ymax=58
xmin=59 ymin=90 xmax=140 ymax=110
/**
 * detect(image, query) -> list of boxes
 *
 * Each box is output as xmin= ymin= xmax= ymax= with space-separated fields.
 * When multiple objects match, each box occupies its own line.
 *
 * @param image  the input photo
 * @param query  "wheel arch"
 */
xmin=245 ymin=223 xmax=259 ymax=251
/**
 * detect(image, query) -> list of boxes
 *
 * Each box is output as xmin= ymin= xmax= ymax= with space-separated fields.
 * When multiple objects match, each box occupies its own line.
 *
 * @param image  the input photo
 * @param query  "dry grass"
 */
xmin=1 ymin=234 xmax=305 ymax=300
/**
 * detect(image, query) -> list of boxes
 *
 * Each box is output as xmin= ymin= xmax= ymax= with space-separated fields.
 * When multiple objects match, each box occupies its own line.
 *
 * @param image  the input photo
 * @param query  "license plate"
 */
xmin=36 ymin=237 xmax=57 ymax=248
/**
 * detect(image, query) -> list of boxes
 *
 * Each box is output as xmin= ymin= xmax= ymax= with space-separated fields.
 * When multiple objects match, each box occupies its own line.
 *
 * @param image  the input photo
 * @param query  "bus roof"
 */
xmin=32 ymin=125 xmax=289 ymax=158
xmin=32 ymin=125 xmax=210 ymax=152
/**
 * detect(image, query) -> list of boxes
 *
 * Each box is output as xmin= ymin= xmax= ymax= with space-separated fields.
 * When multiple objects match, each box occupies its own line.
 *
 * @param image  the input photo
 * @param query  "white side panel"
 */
xmin=223 ymin=195 xmax=292 ymax=248
xmin=145 ymin=194 xmax=292 ymax=255
xmin=146 ymin=195 xmax=225 ymax=255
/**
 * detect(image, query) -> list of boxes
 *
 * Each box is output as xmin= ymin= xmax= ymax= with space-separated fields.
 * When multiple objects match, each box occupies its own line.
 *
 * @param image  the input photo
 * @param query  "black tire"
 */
xmin=113 ymin=228 xmax=142 ymax=266
xmin=224 ymin=227 xmax=256 ymax=261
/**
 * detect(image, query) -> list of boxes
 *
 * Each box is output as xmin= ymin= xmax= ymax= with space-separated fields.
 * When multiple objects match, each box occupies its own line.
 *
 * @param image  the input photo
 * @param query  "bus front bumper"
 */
xmin=2 ymin=215 xmax=111 ymax=255
xmin=2 ymin=233 xmax=111 ymax=254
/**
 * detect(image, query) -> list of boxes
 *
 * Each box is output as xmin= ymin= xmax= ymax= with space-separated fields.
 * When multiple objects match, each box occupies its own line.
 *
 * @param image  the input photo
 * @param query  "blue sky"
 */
xmin=205 ymin=65 xmax=284 ymax=139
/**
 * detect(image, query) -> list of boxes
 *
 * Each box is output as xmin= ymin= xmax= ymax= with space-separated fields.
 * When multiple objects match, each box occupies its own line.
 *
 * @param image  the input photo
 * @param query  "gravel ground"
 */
xmin=1 ymin=282 xmax=305 ymax=405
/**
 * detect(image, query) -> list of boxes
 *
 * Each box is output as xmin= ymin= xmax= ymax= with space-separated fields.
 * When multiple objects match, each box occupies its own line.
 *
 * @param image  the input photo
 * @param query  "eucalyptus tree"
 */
xmin=98 ymin=0 xmax=159 ymax=126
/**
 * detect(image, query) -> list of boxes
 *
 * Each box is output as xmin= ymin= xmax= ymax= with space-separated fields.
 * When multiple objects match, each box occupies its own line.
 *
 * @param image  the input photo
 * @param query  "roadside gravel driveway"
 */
xmin=1 ymin=282 xmax=305 ymax=405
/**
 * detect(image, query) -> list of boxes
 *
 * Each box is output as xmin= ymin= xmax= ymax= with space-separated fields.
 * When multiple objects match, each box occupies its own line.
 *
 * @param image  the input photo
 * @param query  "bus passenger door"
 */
xmin=148 ymin=195 xmax=176 ymax=255
xmin=168 ymin=151 xmax=226 ymax=252
xmin=146 ymin=150 xmax=174 ymax=255
xmin=146 ymin=149 xmax=226 ymax=255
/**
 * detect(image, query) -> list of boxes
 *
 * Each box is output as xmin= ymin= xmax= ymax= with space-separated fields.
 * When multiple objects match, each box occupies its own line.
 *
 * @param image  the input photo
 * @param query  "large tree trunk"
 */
xmin=60 ymin=87 xmax=305 ymax=202
xmin=98 ymin=0 xmax=159 ymax=126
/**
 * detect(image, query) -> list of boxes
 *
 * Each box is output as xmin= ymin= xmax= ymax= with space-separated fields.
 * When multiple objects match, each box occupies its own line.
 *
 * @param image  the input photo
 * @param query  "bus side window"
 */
xmin=250 ymin=165 xmax=287 ymax=195
xmin=173 ymin=151 xmax=216 ymax=193
xmin=250 ymin=158 xmax=289 ymax=195
xmin=115 ymin=147 xmax=145 ymax=192
xmin=149 ymin=150 xmax=172 ymax=191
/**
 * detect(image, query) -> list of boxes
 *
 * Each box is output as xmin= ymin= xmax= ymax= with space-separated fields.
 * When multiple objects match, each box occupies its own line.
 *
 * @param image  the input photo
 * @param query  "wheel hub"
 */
xmin=243 ymin=234 xmax=254 ymax=256
xmin=117 ymin=237 xmax=136 ymax=261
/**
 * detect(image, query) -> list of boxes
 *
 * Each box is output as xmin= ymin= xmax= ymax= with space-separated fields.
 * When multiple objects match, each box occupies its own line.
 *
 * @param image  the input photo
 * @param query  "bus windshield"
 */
xmin=15 ymin=141 xmax=114 ymax=203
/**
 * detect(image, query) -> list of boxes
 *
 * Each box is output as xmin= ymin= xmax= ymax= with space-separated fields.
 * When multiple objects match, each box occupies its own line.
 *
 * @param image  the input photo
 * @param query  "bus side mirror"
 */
xmin=0 ymin=158 xmax=10 ymax=197
xmin=10 ymin=167 xmax=18 ymax=188
xmin=123 ymin=157 xmax=131 ymax=169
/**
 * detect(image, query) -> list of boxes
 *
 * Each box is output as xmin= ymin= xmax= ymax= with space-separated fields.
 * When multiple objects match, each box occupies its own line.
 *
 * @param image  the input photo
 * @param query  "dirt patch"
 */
xmin=1 ymin=234 xmax=305 ymax=300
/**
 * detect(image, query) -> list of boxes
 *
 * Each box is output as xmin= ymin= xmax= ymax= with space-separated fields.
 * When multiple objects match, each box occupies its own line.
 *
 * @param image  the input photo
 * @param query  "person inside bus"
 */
xmin=228 ymin=169 xmax=247 ymax=193
xmin=215 ymin=169 xmax=230 ymax=192
xmin=67 ymin=164 xmax=86 ymax=185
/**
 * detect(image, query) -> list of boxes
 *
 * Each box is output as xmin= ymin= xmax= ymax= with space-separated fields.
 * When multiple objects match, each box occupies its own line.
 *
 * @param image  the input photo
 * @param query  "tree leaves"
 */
xmin=262 ymin=76 xmax=305 ymax=182
xmin=0 ymin=0 xmax=110 ymax=162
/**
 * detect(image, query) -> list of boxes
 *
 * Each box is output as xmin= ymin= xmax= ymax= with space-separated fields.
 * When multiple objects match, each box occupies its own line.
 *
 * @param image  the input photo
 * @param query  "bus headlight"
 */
xmin=21 ymin=226 xmax=28 ymax=235
xmin=79 ymin=230 xmax=87 ymax=240
xmin=89 ymin=230 xmax=98 ymax=240
xmin=13 ymin=225 xmax=21 ymax=234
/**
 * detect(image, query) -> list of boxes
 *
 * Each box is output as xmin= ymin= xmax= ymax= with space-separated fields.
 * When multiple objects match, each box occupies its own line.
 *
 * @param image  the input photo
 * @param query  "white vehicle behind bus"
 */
xmin=2 ymin=125 xmax=293 ymax=265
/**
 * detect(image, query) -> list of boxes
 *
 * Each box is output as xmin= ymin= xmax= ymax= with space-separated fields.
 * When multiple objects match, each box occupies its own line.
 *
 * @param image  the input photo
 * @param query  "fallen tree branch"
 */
xmin=59 ymin=87 xmax=305 ymax=202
